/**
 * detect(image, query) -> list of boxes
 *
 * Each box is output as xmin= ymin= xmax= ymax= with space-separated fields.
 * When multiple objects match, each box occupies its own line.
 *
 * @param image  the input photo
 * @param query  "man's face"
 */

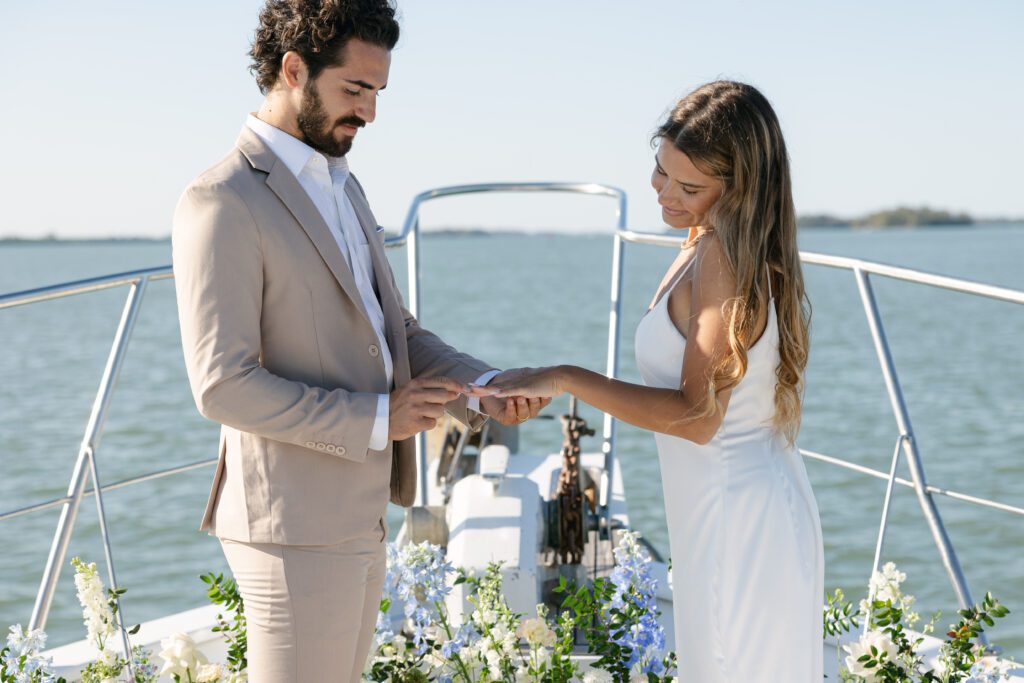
xmin=296 ymin=39 xmax=391 ymax=157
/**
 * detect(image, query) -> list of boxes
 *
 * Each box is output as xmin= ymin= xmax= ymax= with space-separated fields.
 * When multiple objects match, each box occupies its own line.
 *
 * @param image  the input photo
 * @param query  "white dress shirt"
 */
xmin=245 ymin=116 xmax=496 ymax=449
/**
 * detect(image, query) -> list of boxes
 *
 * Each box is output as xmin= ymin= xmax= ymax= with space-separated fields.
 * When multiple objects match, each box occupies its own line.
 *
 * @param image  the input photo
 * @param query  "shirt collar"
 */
xmin=245 ymin=114 xmax=350 ymax=184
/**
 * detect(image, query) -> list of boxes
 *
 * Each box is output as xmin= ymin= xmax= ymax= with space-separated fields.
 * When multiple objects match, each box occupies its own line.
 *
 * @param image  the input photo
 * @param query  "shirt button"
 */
xmin=369 ymin=344 xmax=380 ymax=357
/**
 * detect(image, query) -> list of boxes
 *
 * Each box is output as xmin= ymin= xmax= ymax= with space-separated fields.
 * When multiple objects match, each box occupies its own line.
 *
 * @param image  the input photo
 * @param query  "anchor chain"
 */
xmin=556 ymin=400 xmax=594 ymax=564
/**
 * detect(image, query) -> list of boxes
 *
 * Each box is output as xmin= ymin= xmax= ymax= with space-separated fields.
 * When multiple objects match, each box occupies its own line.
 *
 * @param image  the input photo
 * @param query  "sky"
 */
xmin=2 ymin=0 xmax=1023 ymax=237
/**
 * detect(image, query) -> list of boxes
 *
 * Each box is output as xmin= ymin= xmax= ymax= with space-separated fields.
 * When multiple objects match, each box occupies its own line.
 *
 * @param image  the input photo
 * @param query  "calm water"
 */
xmin=1 ymin=226 xmax=1022 ymax=655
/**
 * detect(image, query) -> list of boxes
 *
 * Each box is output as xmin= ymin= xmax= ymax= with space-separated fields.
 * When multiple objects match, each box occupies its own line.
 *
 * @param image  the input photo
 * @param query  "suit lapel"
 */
xmin=264 ymin=161 xmax=372 ymax=329
xmin=344 ymin=181 xmax=411 ymax=384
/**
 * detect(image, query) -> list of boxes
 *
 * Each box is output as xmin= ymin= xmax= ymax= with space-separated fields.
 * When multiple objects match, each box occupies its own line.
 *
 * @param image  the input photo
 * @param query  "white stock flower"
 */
xmin=71 ymin=558 xmax=116 ymax=651
xmin=869 ymin=562 xmax=906 ymax=604
xmin=195 ymin=662 xmax=224 ymax=682
xmin=514 ymin=667 xmax=532 ymax=683
xmin=157 ymin=632 xmax=207 ymax=679
xmin=484 ymin=647 xmax=503 ymax=670
xmin=583 ymin=669 xmax=615 ymax=683
xmin=843 ymin=630 xmax=899 ymax=682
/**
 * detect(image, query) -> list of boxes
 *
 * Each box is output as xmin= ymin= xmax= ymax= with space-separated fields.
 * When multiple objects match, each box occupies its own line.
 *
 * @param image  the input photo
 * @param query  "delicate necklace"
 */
xmin=681 ymin=227 xmax=715 ymax=250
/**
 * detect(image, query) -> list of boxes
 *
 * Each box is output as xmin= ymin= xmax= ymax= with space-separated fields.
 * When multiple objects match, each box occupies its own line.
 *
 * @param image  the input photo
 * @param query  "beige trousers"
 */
xmin=220 ymin=524 xmax=386 ymax=682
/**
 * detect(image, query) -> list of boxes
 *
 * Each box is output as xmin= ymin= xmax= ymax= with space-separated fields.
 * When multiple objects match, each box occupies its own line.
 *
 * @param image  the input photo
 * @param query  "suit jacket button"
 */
xmin=316 ymin=442 xmax=326 ymax=450
xmin=325 ymin=444 xmax=336 ymax=453
xmin=369 ymin=344 xmax=380 ymax=357
xmin=305 ymin=441 xmax=316 ymax=448
xmin=337 ymin=446 xmax=346 ymax=455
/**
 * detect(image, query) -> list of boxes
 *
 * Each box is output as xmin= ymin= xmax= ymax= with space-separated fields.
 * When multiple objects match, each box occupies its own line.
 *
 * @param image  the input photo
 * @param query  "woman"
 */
xmin=480 ymin=81 xmax=824 ymax=680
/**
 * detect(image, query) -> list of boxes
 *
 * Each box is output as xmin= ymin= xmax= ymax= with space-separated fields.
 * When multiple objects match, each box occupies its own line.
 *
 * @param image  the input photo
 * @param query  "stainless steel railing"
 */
xmin=2 ymin=184 xmax=1021 ymax=647
xmin=392 ymin=183 xmax=629 ymax=508
xmin=606 ymin=228 xmax=1024 ymax=634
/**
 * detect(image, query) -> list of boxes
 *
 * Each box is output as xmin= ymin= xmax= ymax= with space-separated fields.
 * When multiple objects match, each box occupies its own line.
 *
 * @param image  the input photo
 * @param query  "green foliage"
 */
xmin=200 ymin=572 xmax=247 ymax=673
xmin=824 ymin=589 xmax=861 ymax=637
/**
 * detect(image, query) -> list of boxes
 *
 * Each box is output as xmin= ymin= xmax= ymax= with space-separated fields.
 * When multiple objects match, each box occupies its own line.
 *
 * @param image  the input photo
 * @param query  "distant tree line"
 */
xmin=798 ymin=206 xmax=976 ymax=228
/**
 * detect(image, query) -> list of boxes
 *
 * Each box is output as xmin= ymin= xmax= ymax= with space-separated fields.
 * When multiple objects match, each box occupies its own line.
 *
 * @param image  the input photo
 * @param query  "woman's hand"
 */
xmin=471 ymin=366 xmax=568 ymax=400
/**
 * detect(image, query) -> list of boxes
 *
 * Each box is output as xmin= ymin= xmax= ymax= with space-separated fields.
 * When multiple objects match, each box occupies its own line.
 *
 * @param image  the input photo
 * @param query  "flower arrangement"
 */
xmin=826 ymin=562 xmax=1013 ymax=683
xmin=6 ymin=548 xmax=1015 ymax=682
xmin=367 ymin=530 xmax=676 ymax=683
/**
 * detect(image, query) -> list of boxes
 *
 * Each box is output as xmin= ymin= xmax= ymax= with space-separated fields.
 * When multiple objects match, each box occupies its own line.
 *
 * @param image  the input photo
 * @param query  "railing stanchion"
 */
xmin=602 ymin=231 xmax=626 ymax=539
xmin=85 ymin=446 xmax=135 ymax=677
xmin=29 ymin=278 xmax=149 ymax=632
xmin=864 ymin=434 xmax=907 ymax=634
xmin=853 ymin=268 xmax=978 ymax=620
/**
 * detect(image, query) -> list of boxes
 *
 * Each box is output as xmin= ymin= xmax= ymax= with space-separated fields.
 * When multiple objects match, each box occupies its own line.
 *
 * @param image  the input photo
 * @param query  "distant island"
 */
xmin=3 ymin=207 xmax=1023 ymax=242
xmin=797 ymin=206 xmax=1002 ymax=229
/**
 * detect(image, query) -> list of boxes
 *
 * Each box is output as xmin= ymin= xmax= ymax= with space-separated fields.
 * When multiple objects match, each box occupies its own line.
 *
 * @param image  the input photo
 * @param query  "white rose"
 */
xmin=843 ymin=631 xmax=899 ymax=682
xmin=516 ymin=617 xmax=556 ymax=648
xmin=583 ymin=669 xmax=614 ymax=683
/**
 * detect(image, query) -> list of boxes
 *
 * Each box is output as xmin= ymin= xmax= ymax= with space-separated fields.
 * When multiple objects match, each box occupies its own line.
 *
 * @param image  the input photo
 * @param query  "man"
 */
xmin=172 ymin=1 xmax=546 ymax=679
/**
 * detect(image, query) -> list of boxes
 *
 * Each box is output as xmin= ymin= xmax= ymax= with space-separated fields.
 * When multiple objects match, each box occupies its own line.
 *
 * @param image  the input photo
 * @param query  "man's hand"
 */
xmin=389 ymin=376 xmax=467 ymax=442
xmin=470 ymin=369 xmax=552 ymax=426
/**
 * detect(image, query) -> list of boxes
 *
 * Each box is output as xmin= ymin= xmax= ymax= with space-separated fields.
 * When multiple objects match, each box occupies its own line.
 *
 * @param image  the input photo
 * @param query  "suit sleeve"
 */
xmin=172 ymin=180 xmax=379 ymax=462
xmin=390 ymin=269 xmax=495 ymax=430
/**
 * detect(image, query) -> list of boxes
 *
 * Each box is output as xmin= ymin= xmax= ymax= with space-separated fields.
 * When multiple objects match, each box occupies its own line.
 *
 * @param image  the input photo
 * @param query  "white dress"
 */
xmin=634 ymin=265 xmax=824 ymax=681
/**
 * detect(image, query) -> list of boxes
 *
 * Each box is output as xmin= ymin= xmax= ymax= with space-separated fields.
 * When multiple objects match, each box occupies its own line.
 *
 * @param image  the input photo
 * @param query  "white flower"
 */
xmin=869 ymin=562 xmax=906 ymax=604
xmin=5 ymin=624 xmax=47 ymax=657
xmin=514 ymin=667 xmax=532 ymax=683
xmin=226 ymin=673 xmax=248 ymax=683
xmin=71 ymin=557 xmax=117 ymax=651
xmin=583 ymin=669 xmax=615 ymax=683
xmin=195 ymin=662 xmax=224 ymax=682
xmin=157 ymin=632 xmax=207 ymax=678
xmin=516 ymin=616 xmax=556 ymax=648
xmin=425 ymin=650 xmax=447 ymax=668
xmin=484 ymin=647 xmax=503 ymax=670
xmin=843 ymin=630 xmax=899 ymax=682
xmin=630 ymin=672 xmax=649 ymax=683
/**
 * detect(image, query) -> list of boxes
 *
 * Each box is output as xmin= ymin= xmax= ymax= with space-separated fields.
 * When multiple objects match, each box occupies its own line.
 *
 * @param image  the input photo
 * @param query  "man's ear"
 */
xmin=280 ymin=51 xmax=307 ymax=90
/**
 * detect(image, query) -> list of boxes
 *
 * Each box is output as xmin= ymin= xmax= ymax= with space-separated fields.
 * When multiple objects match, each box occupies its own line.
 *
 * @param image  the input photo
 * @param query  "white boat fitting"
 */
xmin=2 ymin=182 xmax=1023 ymax=681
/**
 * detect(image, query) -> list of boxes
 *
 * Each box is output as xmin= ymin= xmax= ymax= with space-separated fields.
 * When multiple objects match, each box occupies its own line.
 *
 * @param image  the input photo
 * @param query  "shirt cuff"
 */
xmin=369 ymin=394 xmax=390 ymax=451
xmin=467 ymin=369 xmax=502 ymax=414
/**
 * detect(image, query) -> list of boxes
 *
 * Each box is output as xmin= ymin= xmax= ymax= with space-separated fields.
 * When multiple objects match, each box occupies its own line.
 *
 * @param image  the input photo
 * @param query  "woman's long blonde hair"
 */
xmin=656 ymin=80 xmax=810 ymax=444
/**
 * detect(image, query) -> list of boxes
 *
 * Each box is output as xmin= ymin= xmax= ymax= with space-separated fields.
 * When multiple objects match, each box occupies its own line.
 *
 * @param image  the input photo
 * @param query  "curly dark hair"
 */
xmin=249 ymin=0 xmax=400 ymax=94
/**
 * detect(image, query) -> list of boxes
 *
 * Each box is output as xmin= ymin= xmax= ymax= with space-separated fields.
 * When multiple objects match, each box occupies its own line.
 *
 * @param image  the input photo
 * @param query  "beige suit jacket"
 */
xmin=172 ymin=126 xmax=493 ymax=545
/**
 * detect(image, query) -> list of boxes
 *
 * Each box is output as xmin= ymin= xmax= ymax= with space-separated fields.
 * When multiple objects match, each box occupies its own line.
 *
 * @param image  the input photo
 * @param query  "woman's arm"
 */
xmin=484 ymin=237 xmax=738 ymax=444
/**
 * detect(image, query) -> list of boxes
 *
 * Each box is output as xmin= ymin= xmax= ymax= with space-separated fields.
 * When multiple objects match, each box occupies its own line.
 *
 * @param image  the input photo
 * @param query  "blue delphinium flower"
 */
xmin=376 ymin=542 xmax=458 ymax=655
xmin=605 ymin=531 xmax=668 ymax=674
xmin=440 ymin=622 xmax=478 ymax=659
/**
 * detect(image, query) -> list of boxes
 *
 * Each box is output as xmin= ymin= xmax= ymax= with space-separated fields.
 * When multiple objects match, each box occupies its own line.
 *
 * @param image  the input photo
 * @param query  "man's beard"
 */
xmin=296 ymin=81 xmax=365 ymax=158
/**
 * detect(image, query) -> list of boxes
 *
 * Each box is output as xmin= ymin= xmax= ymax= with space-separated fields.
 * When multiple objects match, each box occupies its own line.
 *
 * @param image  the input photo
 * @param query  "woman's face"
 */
xmin=651 ymin=140 xmax=724 ymax=229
